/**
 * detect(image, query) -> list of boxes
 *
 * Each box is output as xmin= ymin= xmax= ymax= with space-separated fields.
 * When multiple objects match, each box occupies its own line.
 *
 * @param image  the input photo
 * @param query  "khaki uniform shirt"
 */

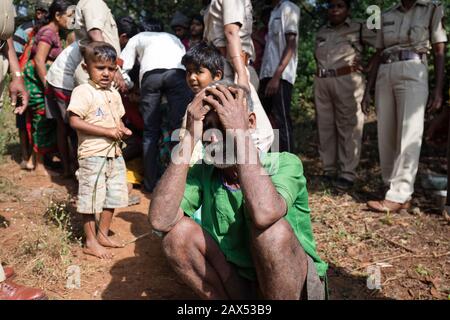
xmin=74 ymin=0 xmax=121 ymax=55
xmin=260 ymin=0 xmax=300 ymax=85
xmin=204 ymin=0 xmax=255 ymax=60
xmin=315 ymin=18 xmax=377 ymax=70
xmin=376 ymin=0 xmax=447 ymax=54
xmin=67 ymin=82 xmax=125 ymax=159
xmin=0 ymin=0 xmax=15 ymax=41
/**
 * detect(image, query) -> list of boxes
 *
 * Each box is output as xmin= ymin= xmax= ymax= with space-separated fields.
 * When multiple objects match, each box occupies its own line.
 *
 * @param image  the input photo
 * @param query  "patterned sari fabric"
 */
xmin=24 ymin=60 xmax=57 ymax=155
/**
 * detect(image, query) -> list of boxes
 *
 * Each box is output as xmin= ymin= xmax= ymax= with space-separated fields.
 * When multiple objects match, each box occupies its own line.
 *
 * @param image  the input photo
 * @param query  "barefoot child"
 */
xmin=68 ymin=42 xmax=131 ymax=259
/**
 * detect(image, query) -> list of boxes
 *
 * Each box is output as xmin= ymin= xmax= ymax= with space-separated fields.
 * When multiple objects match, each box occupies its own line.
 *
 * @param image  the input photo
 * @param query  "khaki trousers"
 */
xmin=0 ymin=53 xmax=9 ymax=111
xmin=314 ymin=72 xmax=365 ymax=181
xmin=375 ymin=60 xmax=428 ymax=203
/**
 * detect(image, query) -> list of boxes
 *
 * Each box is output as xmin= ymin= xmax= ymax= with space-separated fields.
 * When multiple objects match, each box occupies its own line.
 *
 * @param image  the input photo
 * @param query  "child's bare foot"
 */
xmin=97 ymin=233 xmax=124 ymax=248
xmin=83 ymin=240 xmax=113 ymax=259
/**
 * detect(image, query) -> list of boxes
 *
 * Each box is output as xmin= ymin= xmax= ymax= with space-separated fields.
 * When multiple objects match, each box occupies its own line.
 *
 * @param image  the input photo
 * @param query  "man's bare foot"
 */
xmin=97 ymin=233 xmax=124 ymax=248
xmin=83 ymin=240 xmax=113 ymax=259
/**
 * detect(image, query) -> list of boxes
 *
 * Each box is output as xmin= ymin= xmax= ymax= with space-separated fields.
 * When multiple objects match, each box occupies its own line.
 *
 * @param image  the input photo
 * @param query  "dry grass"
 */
xmin=0 ymin=198 xmax=85 ymax=293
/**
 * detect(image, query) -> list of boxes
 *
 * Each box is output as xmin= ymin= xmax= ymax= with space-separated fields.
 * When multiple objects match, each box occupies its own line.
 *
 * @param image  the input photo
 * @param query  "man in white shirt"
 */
xmin=259 ymin=0 xmax=300 ymax=153
xmin=121 ymin=30 xmax=193 ymax=193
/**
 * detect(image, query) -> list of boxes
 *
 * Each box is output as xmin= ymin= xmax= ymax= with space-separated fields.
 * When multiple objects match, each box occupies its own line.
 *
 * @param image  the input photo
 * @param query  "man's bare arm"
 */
xmin=149 ymin=136 xmax=195 ymax=233
xmin=88 ymin=29 xmax=104 ymax=42
xmin=236 ymin=133 xmax=287 ymax=230
xmin=265 ymin=33 xmax=297 ymax=97
xmin=224 ymin=23 xmax=249 ymax=90
xmin=361 ymin=48 xmax=382 ymax=115
xmin=149 ymin=90 xmax=209 ymax=233
xmin=6 ymin=38 xmax=29 ymax=113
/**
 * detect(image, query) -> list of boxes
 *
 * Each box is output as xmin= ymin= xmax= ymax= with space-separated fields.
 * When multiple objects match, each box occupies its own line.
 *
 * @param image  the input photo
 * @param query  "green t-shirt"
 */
xmin=180 ymin=152 xmax=328 ymax=280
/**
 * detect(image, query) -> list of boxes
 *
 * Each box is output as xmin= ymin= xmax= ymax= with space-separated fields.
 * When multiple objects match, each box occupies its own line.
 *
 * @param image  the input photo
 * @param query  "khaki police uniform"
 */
xmin=375 ymin=0 xmax=447 ymax=203
xmin=204 ymin=0 xmax=274 ymax=153
xmin=73 ymin=0 xmax=121 ymax=86
xmin=314 ymin=18 xmax=376 ymax=181
xmin=0 ymin=0 xmax=16 ymax=110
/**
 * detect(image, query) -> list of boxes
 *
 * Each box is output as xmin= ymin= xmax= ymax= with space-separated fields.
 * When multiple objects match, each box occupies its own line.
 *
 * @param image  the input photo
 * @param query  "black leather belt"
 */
xmin=381 ymin=50 xmax=426 ymax=64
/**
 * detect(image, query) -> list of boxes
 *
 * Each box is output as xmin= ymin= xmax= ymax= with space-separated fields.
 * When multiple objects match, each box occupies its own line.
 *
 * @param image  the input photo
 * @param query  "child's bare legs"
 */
xmin=83 ymin=214 xmax=113 ymax=259
xmin=96 ymin=208 xmax=124 ymax=248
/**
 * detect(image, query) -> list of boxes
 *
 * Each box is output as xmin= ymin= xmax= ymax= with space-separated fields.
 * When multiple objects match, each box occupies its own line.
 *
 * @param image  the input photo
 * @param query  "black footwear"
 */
xmin=319 ymin=171 xmax=335 ymax=184
xmin=334 ymin=177 xmax=354 ymax=191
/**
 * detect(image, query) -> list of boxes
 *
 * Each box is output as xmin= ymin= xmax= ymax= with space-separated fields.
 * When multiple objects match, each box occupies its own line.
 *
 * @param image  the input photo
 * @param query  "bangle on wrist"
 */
xmin=12 ymin=71 xmax=23 ymax=78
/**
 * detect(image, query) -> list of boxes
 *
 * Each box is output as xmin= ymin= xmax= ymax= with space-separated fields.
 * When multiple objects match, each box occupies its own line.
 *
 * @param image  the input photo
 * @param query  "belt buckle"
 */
xmin=328 ymin=69 xmax=336 ymax=77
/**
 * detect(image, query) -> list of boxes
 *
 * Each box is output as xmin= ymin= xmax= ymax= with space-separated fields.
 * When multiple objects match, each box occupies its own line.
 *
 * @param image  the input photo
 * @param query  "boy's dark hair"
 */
xmin=117 ymin=16 xmax=139 ymax=38
xmin=140 ymin=18 xmax=164 ymax=32
xmin=191 ymin=14 xmax=204 ymax=28
xmin=80 ymin=41 xmax=117 ymax=64
xmin=181 ymin=42 xmax=224 ymax=77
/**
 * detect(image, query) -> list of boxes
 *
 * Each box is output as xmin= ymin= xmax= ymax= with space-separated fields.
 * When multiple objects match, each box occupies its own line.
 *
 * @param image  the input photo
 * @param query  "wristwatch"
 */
xmin=13 ymin=71 xmax=23 ymax=78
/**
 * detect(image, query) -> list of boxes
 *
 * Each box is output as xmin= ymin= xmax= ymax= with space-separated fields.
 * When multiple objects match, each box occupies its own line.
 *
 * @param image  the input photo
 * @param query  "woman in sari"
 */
xmin=24 ymin=0 xmax=74 ymax=175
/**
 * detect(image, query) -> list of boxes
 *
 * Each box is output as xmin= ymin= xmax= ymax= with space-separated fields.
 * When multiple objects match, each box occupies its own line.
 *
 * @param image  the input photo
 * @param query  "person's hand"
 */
xmin=264 ymin=75 xmax=281 ymax=97
xmin=361 ymin=91 xmax=371 ymax=116
xmin=186 ymin=89 xmax=209 ymax=141
xmin=113 ymin=72 xmax=127 ymax=93
xmin=204 ymin=85 xmax=249 ymax=132
xmin=106 ymin=128 xmax=124 ymax=141
xmin=9 ymin=77 xmax=29 ymax=115
xmin=425 ymin=109 xmax=449 ymax=146
xmin=427 ymin=89 xmax=443 ymax=113
xmin=119 ymin=125 xmax=132 ymax=138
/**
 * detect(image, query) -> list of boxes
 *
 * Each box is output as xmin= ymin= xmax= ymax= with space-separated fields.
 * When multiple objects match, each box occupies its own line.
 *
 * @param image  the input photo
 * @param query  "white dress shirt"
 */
xmin=120 ymin=32 xmax=186 ymax=87
xmin=260 ymin=0 xmax=300 ymax=85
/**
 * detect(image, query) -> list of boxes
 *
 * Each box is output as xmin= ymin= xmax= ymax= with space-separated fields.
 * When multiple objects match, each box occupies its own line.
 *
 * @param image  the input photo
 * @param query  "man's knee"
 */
xmin=161 ymin=217 xmax=199 ymax=261
xmin=251 ymin=218 xmax=296 ymax=251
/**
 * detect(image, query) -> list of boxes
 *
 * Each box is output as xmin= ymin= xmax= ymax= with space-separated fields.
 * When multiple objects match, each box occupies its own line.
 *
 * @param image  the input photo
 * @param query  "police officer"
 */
xmin=203 ymin=0 xmax=274 ymax=152
xmin=364 ymin=0 xmax=447 ymax=212
xmin=314 ymin=0 xmax=376 ymax=190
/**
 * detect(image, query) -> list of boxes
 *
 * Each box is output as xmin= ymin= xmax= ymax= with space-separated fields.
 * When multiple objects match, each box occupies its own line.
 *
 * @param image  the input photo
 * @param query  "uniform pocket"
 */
xmin=382 ymin=20 xmax=397 ymax=44
xmin=409 ymin=24 xmax=428 ymax=44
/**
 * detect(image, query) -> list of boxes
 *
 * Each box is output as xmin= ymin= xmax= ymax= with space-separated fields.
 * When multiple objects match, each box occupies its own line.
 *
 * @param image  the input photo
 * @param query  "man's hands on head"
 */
xmin=203 ymin=85 xmax=249 ymax=133
xmin=185 ymin=89 xmax=210 ymax=142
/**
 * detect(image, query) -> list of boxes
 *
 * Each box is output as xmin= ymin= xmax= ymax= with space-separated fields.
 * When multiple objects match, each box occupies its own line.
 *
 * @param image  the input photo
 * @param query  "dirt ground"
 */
xmin=0 ymin=117 xmax=449 ymax=300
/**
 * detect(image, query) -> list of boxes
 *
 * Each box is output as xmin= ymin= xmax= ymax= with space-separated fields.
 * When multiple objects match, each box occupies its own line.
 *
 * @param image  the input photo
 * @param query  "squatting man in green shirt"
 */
xmin=149 ymin=81 xmax=328 ymax=300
